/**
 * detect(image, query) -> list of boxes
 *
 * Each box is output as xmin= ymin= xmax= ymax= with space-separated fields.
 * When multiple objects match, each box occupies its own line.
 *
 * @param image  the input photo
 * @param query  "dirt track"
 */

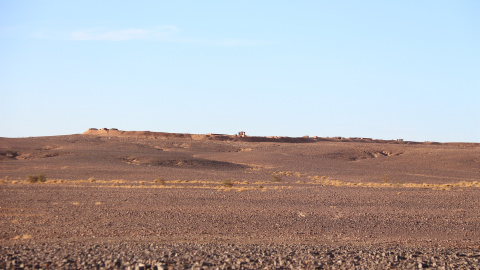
xmin=1 ymin=130 xmax=479 ymax=268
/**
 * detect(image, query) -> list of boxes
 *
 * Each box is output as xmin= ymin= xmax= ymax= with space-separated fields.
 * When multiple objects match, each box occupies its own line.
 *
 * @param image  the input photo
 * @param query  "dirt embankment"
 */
xmin=83 ymin=128 xmax=479 ymax=146
xmin=83 ymin=128 xmax=313 ymax=143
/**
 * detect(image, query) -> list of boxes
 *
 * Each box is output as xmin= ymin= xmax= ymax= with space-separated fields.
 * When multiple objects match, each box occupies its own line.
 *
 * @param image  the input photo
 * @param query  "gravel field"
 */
xmin=2 ymin=242 xmax=480 ymax=269
xmin=2 ymin=184 xmax=479 ymax=269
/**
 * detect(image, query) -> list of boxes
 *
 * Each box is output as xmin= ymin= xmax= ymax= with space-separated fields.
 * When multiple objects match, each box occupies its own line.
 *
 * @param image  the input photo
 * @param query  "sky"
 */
xmin=1 ymin=1 xmax=479 ymax=142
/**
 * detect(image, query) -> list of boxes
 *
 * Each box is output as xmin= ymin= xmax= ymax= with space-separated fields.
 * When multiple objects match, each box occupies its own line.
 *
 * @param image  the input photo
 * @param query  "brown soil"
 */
xmin=1 ymin=129 xmax=479 ymax=268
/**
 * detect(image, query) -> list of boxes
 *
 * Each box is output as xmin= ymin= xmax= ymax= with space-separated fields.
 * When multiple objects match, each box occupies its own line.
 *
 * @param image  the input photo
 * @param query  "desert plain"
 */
xmin=1 ymin=128 xmax=479 ymax=269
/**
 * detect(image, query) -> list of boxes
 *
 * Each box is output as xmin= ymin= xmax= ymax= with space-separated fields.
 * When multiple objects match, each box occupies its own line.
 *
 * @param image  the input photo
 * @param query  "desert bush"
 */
xmin=271 ymin=174 xmax=282 ymax=182
xmin=221 ymin=179 xmax=234 ymax=188
xmin=27 ymin=173 xmax=46 ymax=183
xmin=154 ymin=177 xmax=166 ymax=185
xmin=381 ymin=174 xmax=390 ymax=183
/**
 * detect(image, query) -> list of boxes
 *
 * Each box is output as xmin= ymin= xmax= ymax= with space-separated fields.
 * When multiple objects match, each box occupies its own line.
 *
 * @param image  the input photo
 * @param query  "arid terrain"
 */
xmin=1 ymin=129 xmax=479 ymax=269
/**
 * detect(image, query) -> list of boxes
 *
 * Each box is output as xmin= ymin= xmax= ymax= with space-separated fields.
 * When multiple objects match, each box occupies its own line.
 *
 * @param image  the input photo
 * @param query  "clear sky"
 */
xmin=1 ymin=1 xmax=479 ymax=142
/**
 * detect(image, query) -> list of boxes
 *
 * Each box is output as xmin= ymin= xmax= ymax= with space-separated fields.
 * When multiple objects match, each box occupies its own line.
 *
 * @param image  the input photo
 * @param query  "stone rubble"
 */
xmin=1 ymin=242 xmax=479 ymax=269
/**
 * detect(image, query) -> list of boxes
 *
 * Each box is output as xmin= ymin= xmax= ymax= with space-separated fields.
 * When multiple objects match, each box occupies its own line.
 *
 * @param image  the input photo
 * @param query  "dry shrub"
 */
xmin=27 ymin=173 xmax=46 ymax=183
xmin=221 ymin=179 xmax=234 ymax=188
xmin=271 ymin=174 xmax=282 ymax=182
xmin=154 ymin=177 xmax=166 ymax=185
xmin=381 ymin=174 xmax=390 ymax=183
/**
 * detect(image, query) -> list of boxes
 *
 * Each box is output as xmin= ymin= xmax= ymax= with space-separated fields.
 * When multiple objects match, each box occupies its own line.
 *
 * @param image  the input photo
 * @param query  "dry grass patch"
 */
xmin=309 ymin=177 xmax=480 ymax=190
xmin=52 ymin=179 xmax=128 ymax=184
xmin=45 ymin=179 xmax=64 ymax=184
xmin=12 ymin=234 xmax=33 ymax=240
xmin=274 ymin=171 xmax=308 ymax=178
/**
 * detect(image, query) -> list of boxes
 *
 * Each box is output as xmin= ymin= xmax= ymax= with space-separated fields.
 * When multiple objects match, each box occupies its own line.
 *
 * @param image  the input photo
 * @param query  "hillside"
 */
xmin=1 ymin=129 xmax=479 ymax=268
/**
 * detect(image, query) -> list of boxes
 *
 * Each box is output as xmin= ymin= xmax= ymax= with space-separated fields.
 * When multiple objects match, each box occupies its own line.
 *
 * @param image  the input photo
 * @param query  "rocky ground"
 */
xmin=2 ymin=242 xmax=480 ymax=269
xmin=1 ymin=133 xmax=479 ymax=269
xmin=1 ymin=183 xmax=479 ymax=269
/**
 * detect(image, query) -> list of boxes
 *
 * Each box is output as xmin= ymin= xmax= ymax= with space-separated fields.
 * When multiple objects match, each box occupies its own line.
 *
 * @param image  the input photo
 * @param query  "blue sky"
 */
xmin=1 ymin=1 xmax=479 ymax=142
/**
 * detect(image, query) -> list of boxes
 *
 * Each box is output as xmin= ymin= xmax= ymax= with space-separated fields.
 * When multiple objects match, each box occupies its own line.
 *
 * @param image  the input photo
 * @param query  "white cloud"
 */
xmin=68 ymin=26 xmax=178 ymax=41
xmin=63 ymin=25 xmax=267 ymax=46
